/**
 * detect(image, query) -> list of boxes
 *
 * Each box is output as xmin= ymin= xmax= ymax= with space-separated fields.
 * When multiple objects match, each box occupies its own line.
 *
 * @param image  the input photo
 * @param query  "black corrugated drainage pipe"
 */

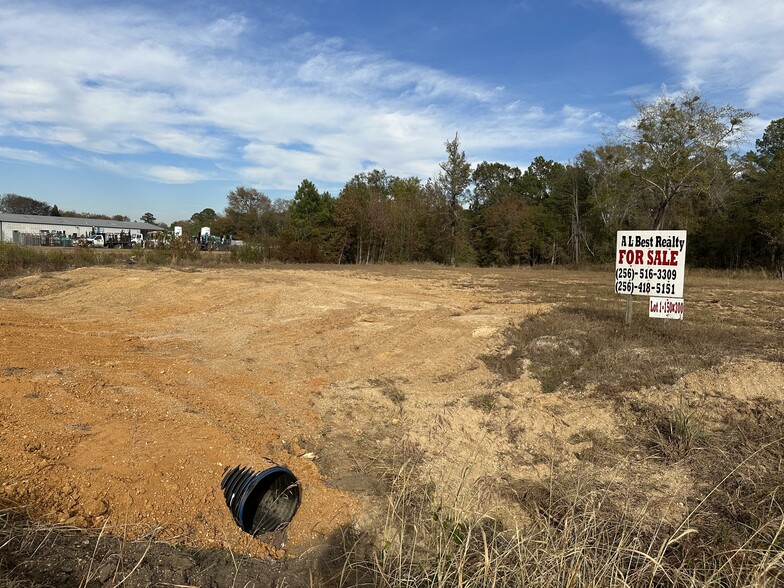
xmin=221 ymin=464 xmax=301 ymax=535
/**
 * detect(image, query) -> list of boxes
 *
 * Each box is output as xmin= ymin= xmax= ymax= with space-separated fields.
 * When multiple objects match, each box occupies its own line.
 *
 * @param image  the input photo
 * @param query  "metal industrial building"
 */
xmin=0 ymin=213 xmax=161 ymax=245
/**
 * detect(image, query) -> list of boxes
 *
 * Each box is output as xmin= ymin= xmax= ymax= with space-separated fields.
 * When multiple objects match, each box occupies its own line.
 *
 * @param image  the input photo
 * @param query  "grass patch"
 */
xmin=482 ymin=285 xmax=784 ymax=394
xmin=332 ymin=396 xmax=784 ymax=587
xmin=569 ymin=429 xmax=626 ymax=466
xmin=0 ymin=242 xmax=63 ymax=276
xmin=468 ymin=393 xmax=496 ymax=413
xmin=684 ymin=398 xmax=784 ymax=558
xmin=647 ymin=406 xmax=707 ymax=463
xmin=333 ymin=451 xmax=784 ymax=587
xmin=0 ymin=242 xmax=121 ymax=276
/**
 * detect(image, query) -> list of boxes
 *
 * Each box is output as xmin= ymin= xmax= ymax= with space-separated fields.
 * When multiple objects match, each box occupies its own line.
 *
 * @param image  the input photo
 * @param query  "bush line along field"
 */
xmin=0 ymin=241 xmax=223 ymax=277
xmin=1 ymin=250 xmax=783 ymax=587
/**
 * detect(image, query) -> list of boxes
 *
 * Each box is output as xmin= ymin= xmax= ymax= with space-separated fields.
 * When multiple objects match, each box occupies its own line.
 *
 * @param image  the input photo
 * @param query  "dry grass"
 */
xmin=468 ymin=393 xmax=497 ymax=414
xmin=331 ymin=447 xmax=784 ymax=587
xmin=0 ymin=503 xmax=155 ymax=588
xmin=0 ymin=242 xmax=227 ymax=278
xmin=482 ymin=272 xmax=784 ymax=394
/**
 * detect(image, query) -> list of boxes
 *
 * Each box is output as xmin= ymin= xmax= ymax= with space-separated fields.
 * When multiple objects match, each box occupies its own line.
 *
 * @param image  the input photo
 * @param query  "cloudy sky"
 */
xmin=1 ymin=0 xmax=782 ymax=223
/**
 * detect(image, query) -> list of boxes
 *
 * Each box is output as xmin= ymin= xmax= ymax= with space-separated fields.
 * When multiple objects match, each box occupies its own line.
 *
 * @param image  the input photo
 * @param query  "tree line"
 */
xmin=3 ymin=91 xmax=783 ymax=277
xmin=0 ymin=196 xmax=132 ymax=223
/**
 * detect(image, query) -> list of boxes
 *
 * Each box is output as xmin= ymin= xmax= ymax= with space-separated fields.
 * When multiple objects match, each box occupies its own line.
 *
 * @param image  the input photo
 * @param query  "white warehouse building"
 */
xmin=0 ymin=213 xmax=161 ymax=245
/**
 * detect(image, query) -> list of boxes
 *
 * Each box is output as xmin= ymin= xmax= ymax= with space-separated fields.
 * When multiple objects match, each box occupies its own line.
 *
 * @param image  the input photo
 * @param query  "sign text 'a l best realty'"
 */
xmin=615 ymin=230 xmax=687 ymax=298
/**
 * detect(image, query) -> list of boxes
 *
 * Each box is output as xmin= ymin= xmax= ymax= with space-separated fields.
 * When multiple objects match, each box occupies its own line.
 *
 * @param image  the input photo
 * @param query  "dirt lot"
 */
xmin=0 ymin=266 xmax=546 ymax=568
xmin=1 ymin=264 xmax=782 ymax=585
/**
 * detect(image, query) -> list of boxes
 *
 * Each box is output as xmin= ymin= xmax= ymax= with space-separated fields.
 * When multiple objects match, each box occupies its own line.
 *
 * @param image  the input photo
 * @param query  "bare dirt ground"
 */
xmin=0 ymin=266 xmax=547 ymax=578
xmin=1 ymin=264 xmax=782 ymax=586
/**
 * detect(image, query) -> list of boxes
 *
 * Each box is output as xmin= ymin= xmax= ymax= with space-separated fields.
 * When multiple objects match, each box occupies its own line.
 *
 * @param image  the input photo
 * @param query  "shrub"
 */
xmin=230 ymin=243 xmax=269 ymax=263
xmin=0 ymin=242 xmax=40 ymax=276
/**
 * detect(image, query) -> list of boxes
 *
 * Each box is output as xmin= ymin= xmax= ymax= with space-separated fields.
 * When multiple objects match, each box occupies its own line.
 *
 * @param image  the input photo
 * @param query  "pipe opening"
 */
xmin=221 ymin=465 xmax=301 ymax=535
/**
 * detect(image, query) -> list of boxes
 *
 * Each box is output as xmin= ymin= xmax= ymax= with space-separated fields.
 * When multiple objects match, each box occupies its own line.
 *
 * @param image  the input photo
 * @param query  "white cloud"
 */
xmin=64 ymin=155 xmax=127 ymax=176
xmin=201 ymin=14 xmax=248 ymax=47
xmin=146 ymin=165 xmax=209 ymax=184
xmin=604 ymin=0 xmax=784 ymax=108
xmin=0 ymin=1 xmax=606 ymax=192
xmin=0 ymin=146 xmax=55 ymax=165
xmin=294 ymin=43 xmax=498 ymax=103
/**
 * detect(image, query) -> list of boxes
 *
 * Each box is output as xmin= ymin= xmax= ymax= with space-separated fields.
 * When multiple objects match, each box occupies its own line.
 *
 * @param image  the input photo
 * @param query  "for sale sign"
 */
xmin=615 ymin=231 xmax=687 ymax=297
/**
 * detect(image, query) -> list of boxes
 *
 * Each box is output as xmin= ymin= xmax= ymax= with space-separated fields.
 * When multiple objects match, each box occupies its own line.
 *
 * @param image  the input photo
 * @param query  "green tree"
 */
xmin=468 ymin=158 xmax=583 ymax=266
xmin=755 ymin=158 xmax=784 ymax=278
xmin=223 ymin=186 xmax=275 ymax=241
xmin=191 ymin=208 xmax=217 ymax=227
xmin=0 ymin=194 xmax=52 ymax=215
xmin=477 ymin=192 xmax=535 ymax=266
xmin=520 ymin=157 xmax=568 ymax=264
xmin=471 ymin=162 xmax=524 ymax=210
xmin=50 ymin=204 xmax=61 ymax=216
xmin=438 ymin=133 xmax=472 ymax=266
xmin=620 ymin=92 xmax=753 ymax=230
xmin=289 ymin=180 xmax=334 ymax=238
xmin=140 ymin=212 xmax=157 ymax=224
xmin=687 ymin=177 xmax=761 ymax=270
xmin=386 ymin=176 xmax=445 ymax=263
xmin=521 ymin=156 xmax=565 ymax=202
xmin=285 ymin=179 xmax=337 ymax=261
xmin=334 ymin=170 xmax=391 ymax=264
xmin=422 ymin=179 xmax=454 ymax=263
xmin=736 ymin=118 xmax=784 ymax=278
xmin=754 ymin=117 xmax=784 ymax=170
xmin=469 ymin=162 xmax=533 ymax=266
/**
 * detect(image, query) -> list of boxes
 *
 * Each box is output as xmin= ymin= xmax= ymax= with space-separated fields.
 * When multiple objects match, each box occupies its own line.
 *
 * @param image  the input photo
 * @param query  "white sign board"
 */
xmin=173 ymin=225 xmax=183 ymax=237
xmin=615 ymin=231 xmax=686 ymax=297
xmin=649 ymin=297 xmax=684 ymax=320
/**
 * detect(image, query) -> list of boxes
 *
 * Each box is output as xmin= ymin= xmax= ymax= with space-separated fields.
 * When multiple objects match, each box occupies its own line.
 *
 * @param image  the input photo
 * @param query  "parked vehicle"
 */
xmin=86 ymin=232 xmax=142 ymax=248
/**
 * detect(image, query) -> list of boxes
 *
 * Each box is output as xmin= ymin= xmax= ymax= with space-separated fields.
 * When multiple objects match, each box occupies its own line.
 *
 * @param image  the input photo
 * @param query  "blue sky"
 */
xmin=1 ymin=0 xmax=783 ymax=223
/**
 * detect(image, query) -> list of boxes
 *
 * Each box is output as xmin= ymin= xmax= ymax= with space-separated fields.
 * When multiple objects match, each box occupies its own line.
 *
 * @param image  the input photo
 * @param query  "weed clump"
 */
xmin=369 ymin=377 xmax=407 ymax=405
xmin=468 ymin=393 xmax=496 ymax=413
xmin=647 ymin=406 xmax=707 ymax=463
